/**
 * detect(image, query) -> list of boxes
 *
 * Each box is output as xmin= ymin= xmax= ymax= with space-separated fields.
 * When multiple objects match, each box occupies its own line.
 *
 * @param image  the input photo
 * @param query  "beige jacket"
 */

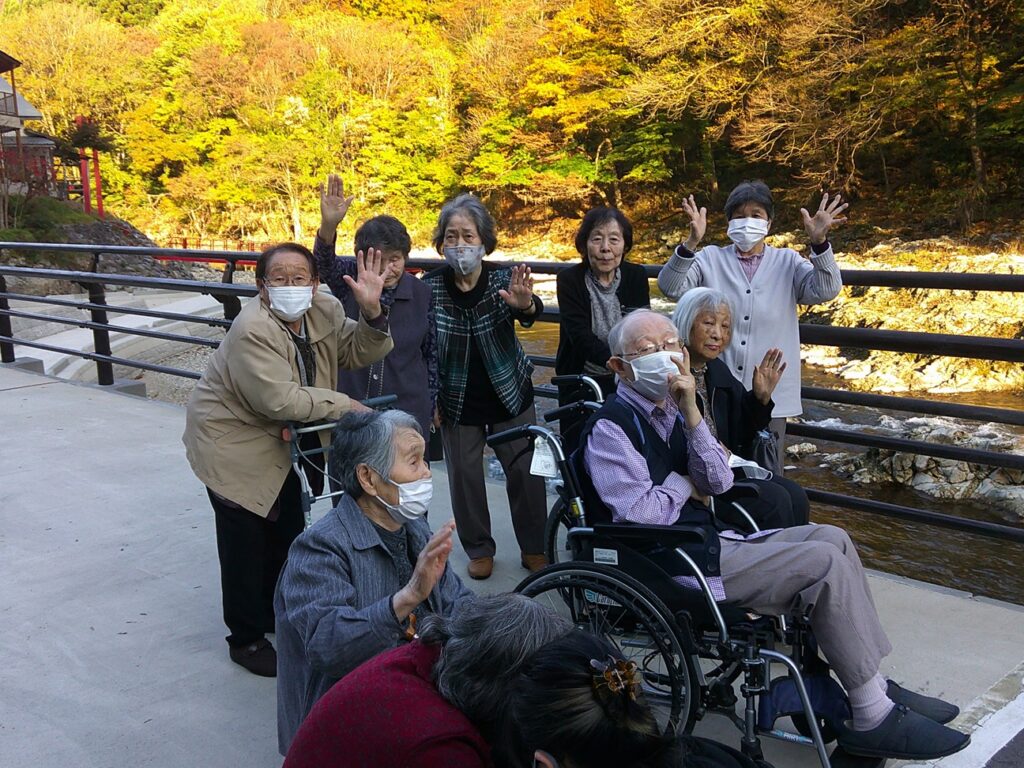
xmin=183 ymin=292 xmax=393 ymax=516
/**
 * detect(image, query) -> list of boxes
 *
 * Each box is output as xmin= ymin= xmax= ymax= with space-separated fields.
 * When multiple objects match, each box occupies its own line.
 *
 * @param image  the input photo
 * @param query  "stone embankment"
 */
xmin=1 ymin=218 xmax=221 ymax=295
xmin=797 ymin=234 xmax=1024 ymax=393
xmin=793 ymin=415 xmax=1024 ymax=519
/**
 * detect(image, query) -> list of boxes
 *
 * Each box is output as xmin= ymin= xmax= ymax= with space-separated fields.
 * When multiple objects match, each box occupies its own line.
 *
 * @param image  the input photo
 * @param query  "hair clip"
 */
xmin=590 ymin=655 xmax=640 ymax=701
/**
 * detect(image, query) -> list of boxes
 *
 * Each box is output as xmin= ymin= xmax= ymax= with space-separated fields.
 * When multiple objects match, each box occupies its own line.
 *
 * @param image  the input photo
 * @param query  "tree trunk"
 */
xmin=701 ymin=129 xmax=719 ymax=194
xmin=291 ymin=197 xmax=302 ymax=241
xmin=879 ymin=146 xmax=891 ymax=197
xmin=967 ymin=106 xmax=986 ymax=192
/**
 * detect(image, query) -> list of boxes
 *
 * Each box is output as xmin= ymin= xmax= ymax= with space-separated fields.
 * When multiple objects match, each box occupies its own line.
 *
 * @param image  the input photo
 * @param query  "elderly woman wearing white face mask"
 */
xmin=423 ymin=193 xmax=548 ymax=581
xmin=183 ymin=242 xmax=393 ymax=678
xmin=274 ymin=409 xmax=472 ymax=755
xmin=658 ymin=180 xmax=848 ymax=472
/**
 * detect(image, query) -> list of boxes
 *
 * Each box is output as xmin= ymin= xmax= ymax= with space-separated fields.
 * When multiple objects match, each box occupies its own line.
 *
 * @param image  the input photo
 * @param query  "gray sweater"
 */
xmin=658 ymin=243 xmax=842 ymax=417
xmin=274 ymin=495 xmax=473 ymax=754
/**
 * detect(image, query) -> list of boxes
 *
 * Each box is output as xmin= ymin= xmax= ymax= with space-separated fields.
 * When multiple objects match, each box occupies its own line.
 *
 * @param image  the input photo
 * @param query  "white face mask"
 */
xmin=727 ymin=217 xmax=769 ymax=252
xmin=627 ymin=351 xmax=680 ymax=402
xmin=443 ymin=245 xmax=485 ymax=275
xmin=377 ymin=475 xmax=433 ymax=524
xmin=266 ymin=285 xmax=313 ymax=322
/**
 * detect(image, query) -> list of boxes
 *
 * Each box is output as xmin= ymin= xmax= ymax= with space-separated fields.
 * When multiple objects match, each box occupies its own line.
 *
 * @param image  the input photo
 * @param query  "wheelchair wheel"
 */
xmin=516 ymin=562 xmax=699 ymax=733
xmin=543 ymin=499 xmax=574 ymax=565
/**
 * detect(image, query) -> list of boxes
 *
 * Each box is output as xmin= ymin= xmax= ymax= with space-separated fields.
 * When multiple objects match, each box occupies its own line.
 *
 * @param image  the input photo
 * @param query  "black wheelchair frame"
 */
xmin=485 ymin=390 xmax=839 ymax=768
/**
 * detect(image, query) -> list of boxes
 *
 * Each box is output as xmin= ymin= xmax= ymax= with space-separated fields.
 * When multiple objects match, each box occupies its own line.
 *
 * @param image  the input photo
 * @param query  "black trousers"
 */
xmin=208 ymin=470 xmax=305 ymax=648
xmin=716 ymin=475 xmax=810 ymax=531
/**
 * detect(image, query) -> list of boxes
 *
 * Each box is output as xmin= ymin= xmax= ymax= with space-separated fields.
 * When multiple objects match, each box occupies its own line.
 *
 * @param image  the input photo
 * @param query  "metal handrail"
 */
xmin=2 ymin=242 xmax=1022 ymax=548
xmin=0 ymin=291 xmax=232 ymax=328
xmin=801 ymin=386 xmax=1024 ymax=427
xmin=5 ymin=241 xmax=1024 ymax=291
xmin=0 ymin=265 xmax=256 ymax=297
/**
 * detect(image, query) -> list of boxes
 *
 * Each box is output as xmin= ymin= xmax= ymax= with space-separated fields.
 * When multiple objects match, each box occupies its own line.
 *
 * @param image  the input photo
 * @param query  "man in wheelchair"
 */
xmin=574 ymin=310 xmax=969 ymax=762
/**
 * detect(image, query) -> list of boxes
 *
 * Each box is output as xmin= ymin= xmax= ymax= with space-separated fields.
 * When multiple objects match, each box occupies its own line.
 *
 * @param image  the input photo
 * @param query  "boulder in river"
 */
xmin=816 ymin=415 xmax=1024 ymax=520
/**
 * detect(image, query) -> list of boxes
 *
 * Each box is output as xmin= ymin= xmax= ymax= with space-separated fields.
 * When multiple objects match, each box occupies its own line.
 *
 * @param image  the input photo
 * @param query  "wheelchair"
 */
xmin=541 ymin=375 xmax=765 ymax=565
xmin=486 ymin=412 xmax=852 ymax=768
xmin=284 ymin=394 xmax=398 ymax=528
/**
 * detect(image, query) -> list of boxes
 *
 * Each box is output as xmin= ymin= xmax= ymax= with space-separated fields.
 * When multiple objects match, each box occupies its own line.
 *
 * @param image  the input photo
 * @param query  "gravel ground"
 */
xmin=113 ymin=342 xmax=219 ymax=407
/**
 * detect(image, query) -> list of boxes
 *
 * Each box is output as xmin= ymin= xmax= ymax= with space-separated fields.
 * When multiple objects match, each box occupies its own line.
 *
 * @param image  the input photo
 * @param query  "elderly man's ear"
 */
xmin=533 ymin=751 xmax=559 ymax=768
xmin=607 ymin=356 xmax=631 ymax=380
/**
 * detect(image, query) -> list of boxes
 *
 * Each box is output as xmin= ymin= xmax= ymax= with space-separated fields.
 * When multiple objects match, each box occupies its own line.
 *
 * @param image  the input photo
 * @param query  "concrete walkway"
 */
xmin=1 ymin=365 xmax=1022 ymax=768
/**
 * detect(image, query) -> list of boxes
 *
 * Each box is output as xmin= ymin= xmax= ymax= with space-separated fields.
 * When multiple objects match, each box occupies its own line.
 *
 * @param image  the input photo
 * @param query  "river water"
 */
xmin=517 ymin=308 xmax=1024 ymax=606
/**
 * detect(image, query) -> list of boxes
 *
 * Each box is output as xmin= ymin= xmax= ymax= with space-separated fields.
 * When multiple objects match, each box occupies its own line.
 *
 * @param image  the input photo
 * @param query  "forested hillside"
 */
xmin=1 ymin=0 xmax=1021 ymax=252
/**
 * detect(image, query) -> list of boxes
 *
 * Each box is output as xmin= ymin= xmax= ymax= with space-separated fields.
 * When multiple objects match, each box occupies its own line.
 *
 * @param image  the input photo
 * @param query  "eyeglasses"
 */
xmin=265 ymin=275 xmax=314 ymax=288
xmin=622 ymin=337 xmax=681 ymax=358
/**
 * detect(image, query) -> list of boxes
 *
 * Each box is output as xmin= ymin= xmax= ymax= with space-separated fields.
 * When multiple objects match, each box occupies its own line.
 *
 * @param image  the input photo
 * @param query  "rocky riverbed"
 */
xmin=795 ymin=415 xmax=1024 ymax=520
xmin=797 ymin=234 xmax=1024 ymax=393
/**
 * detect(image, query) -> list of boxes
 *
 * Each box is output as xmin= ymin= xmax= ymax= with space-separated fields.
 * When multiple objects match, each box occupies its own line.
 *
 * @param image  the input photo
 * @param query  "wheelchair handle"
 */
xmin=486 ymin=424 xmax=567 ymax=463
xmin=550 ymin=374 xmax=604 ymax=403
xmin=361 ymin=394 xmax=399 ymax=409
xmin=542 ymin=400 xmax=602 ymax=424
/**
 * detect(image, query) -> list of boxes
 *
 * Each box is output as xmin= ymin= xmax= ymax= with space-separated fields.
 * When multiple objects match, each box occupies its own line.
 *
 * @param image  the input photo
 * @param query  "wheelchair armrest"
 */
xmin=590 ymin=522 xmax=721 ymax=576
xmin=591 ymin=523 xmax=712 ymax=547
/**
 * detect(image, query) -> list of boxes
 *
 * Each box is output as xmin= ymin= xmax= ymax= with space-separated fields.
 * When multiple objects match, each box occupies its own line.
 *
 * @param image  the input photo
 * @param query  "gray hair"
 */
xmin=328 ymin=409 xmax=422 ymax=499
xmin=671 ymin=287 xmax=733 ymax=346
xmin=724 ymin=179 xmax=774 ymax=220
xmin=418 ymin=593 xmax=572 ymax=737
xmin=606 ymin=309 xmax=673 ymax=357
xmin=431 ymin=193 xmax=498 ymax=254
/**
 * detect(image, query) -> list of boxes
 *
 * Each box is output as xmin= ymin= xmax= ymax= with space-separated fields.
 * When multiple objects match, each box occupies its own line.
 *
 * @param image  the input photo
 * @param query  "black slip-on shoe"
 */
xmin=837 ymin=704 xmax=970 ymax=760
xmin=229 ymin=638 xmax=277 ymax=677
xmin=886 ymin=680 xmax=959 ymax=724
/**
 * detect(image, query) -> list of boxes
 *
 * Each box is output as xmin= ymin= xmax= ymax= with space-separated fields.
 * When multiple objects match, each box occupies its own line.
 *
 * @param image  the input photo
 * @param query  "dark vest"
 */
xmin=575 ymin=394 xmax=713 ymax=528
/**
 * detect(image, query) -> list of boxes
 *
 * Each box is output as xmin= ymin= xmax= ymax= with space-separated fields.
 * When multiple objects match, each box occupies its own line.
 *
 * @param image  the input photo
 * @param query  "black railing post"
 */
xmin=79 ymin=276 xmax=115 ymax=386
xmin=217 ymin=257 xmax=242 ymax=321
xmin=0 ymin=274 xmax=16 ymax=363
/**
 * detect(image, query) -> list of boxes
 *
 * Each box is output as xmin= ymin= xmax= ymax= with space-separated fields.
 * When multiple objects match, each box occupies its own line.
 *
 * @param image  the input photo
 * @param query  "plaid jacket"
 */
xmin=424 ymin=263 xmax=541 ymax=424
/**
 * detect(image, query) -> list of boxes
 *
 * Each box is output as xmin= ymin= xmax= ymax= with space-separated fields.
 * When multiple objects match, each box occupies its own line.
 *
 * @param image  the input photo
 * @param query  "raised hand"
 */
xmin=498 ymin=264 xmax=536 ymax=312
xmin=681 ymin=194 xmax=707 ymax=251
xmin=319 ymin=173 xmax=354 ymax=240
xmin=751 ymin=348 xmax=787 ymax=405
xmin=343 ymin=248 xmax=385 ymax=320
xmin=669 ymin=347 xmax=699 ymax=421
xmin=406 ymin=521 xmax=455 ymax=602
xmin=800 ymin=192 xmax=848 ymax=246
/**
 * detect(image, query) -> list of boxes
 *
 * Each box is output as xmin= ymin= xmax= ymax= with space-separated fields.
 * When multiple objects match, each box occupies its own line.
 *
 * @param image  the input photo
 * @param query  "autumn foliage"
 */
xmin=1 ymin=0 xmax=1021 ymax=247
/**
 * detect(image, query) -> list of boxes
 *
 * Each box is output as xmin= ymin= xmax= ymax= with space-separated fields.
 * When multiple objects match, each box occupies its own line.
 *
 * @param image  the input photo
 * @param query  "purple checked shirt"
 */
xmin=584 ymin=383 xmax=734 ymax=525
xmin=584 ymin=383 xmax=778 ymax=601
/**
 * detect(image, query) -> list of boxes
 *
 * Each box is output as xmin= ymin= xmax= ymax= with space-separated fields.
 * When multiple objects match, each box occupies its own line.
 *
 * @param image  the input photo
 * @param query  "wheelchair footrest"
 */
xmin=828 ymin=746 xmax=887 ymax=768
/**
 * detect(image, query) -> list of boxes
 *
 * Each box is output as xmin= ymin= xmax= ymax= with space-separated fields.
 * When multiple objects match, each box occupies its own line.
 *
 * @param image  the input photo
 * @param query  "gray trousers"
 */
xmin=721 ymin=524 xmax=892 ymax=689
xmin=440 ymin=404 xmax=547 ymax=559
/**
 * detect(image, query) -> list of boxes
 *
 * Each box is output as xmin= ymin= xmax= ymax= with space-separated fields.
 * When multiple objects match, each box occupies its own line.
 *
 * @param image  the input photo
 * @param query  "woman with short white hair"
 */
xmin=672 ymin=287 xmax=809 ymax=530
